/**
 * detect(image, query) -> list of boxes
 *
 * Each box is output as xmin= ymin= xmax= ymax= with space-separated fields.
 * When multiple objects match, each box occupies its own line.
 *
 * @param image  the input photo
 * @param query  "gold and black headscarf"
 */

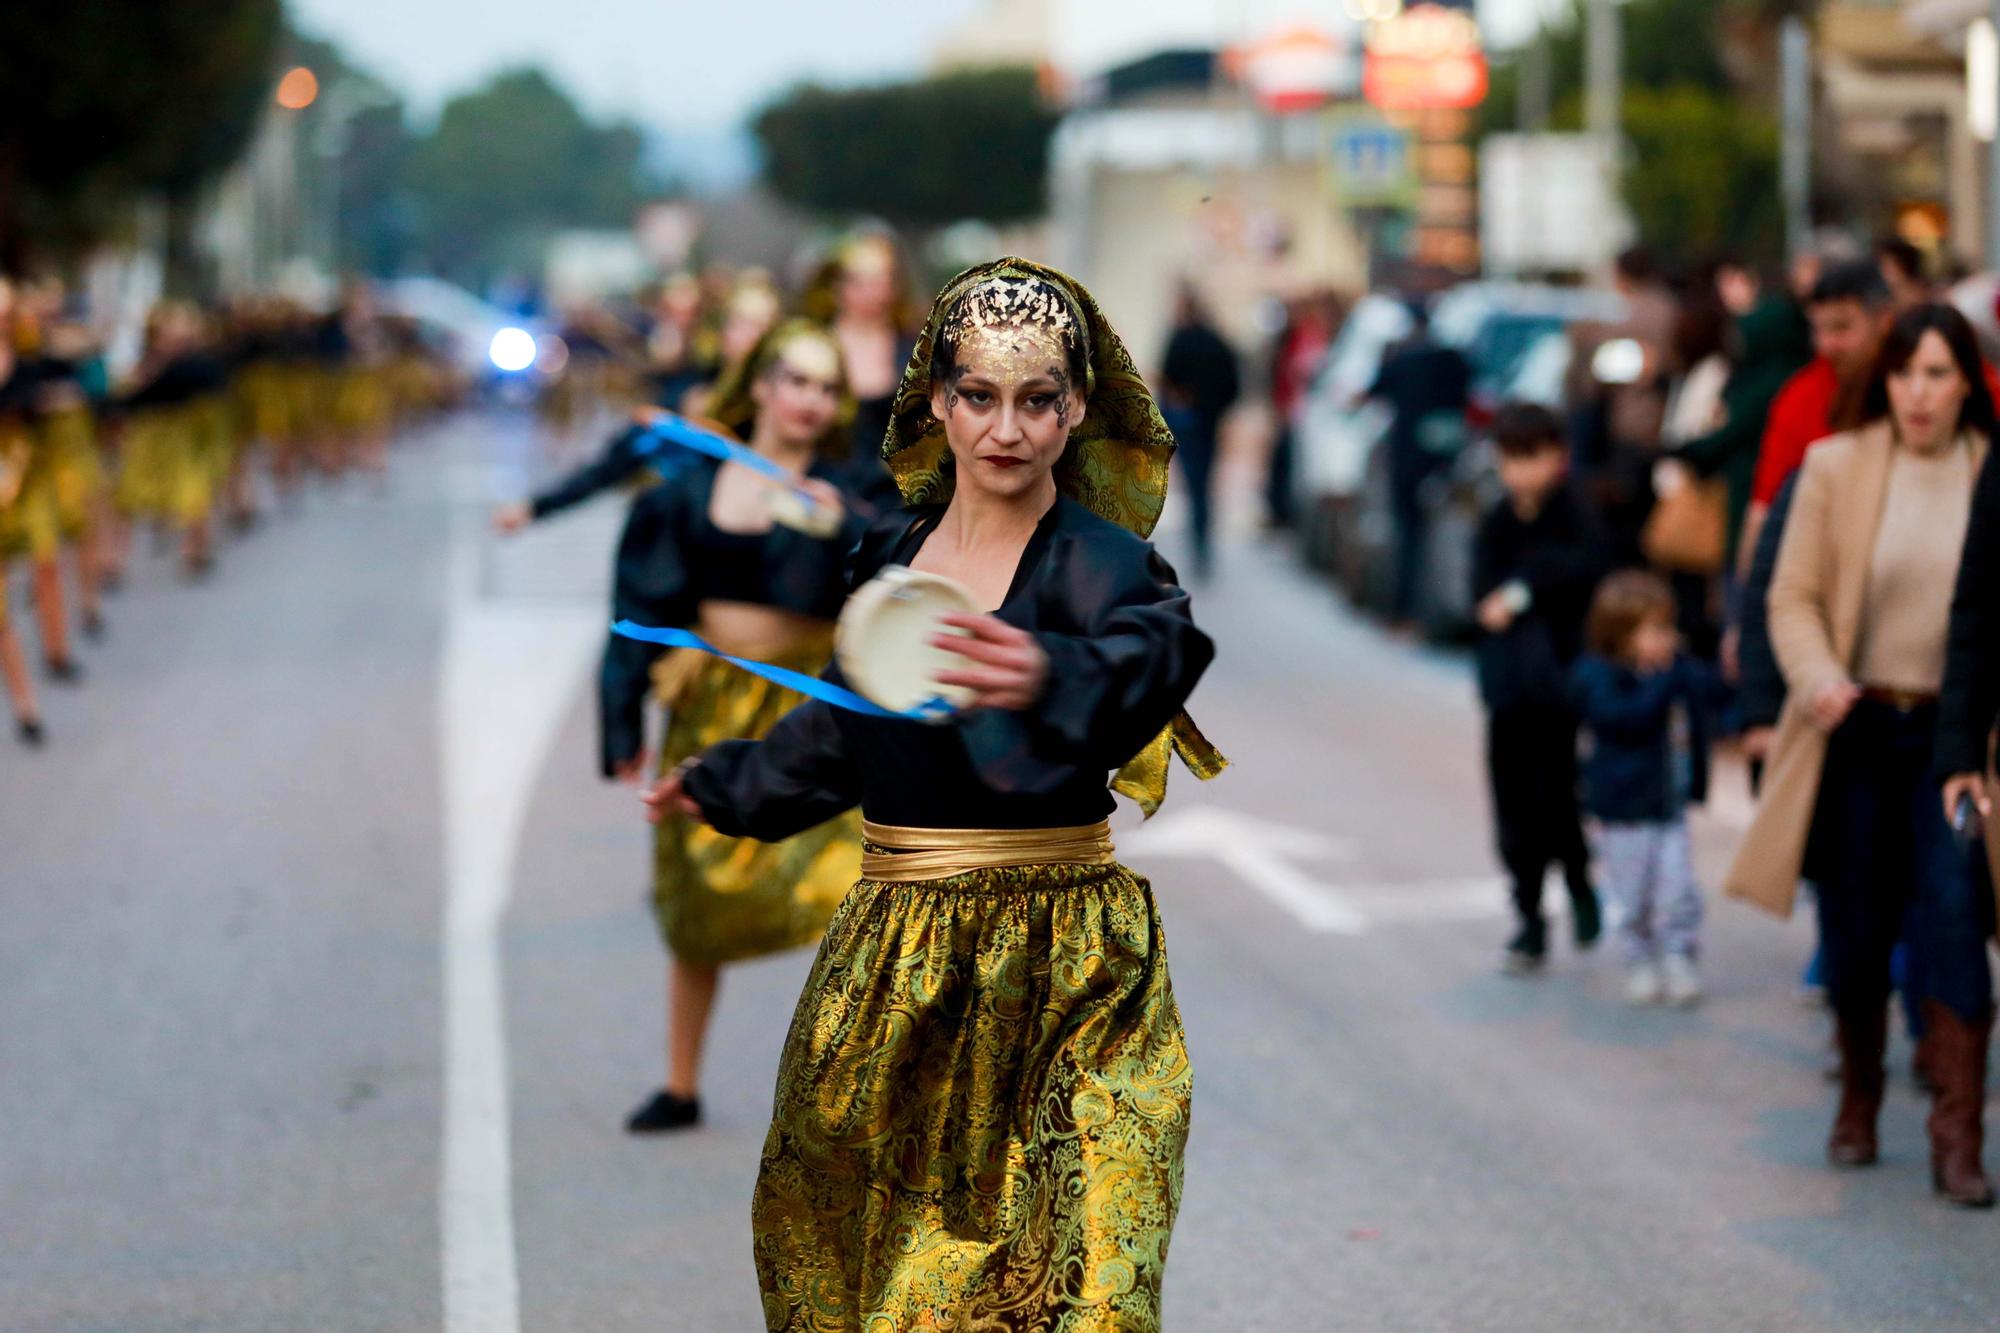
xmin=881 ymin=257 xmax=1179 ymax=539
xmin=884 ymin=257 xmax=1222 ymax=812
xmin=705 ymin=318 xmax=856 ymax=458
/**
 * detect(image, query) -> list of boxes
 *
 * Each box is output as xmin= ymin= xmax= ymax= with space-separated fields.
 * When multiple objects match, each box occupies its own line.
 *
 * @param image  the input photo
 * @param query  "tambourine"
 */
xmin=764 ymin=485 xmax=841 ymax=538
xmin=835 ymin=567 xmax=979 ymax=718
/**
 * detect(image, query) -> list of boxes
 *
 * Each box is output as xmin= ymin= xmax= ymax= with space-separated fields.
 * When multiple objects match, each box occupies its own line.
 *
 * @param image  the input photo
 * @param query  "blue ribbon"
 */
xmin=611 ymin=620 xmax=957 ymax=722
xmin=632 ymin=414 xmax=814 ymax=495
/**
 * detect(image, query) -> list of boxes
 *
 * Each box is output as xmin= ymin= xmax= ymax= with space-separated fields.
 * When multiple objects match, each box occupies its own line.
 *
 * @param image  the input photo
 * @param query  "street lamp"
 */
xmin=275 ymin=66 xmax=319 ymax=111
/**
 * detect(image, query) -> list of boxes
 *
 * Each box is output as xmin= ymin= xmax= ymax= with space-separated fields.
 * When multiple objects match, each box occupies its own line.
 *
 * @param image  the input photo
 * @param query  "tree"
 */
xmin=1478 ymin=0 xmax=1735 ymax=138
xmin=1621 ymin=85 xmax=1783 ymax=265
xmin=0 ymin=0 xmax=281 ymax=276
xmin=401 ymin=68 xmax=649 ymax=287
xmin=754 ymin=68 xmax=1057 ymax=228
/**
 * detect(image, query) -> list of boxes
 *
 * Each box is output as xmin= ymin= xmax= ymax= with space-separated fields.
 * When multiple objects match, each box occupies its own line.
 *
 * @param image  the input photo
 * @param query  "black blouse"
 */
xmin=529 ymin=423 xmax=673 ymax=521
xmin=683 ymin=496 xmax=1214 ymax=836
xmin=597 ymin=456 xmax=870 ymax=775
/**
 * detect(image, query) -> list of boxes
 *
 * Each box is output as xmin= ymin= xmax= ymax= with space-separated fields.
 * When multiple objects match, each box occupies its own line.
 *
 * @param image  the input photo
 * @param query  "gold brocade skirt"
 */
xmin=8 ymin=438 xmax=62 ymax=560
xmin=334 ymin=367 xmax=391 ymax=435
xmin=235 ymin=362 xmax=292 ymax=445
xmin=752 ymin=833 xmax=1191 ymax=1333
xmin=41 ymin=407 xmax=105 ymax=539
xmin=652 ymin=637 xmax=859 ymax=966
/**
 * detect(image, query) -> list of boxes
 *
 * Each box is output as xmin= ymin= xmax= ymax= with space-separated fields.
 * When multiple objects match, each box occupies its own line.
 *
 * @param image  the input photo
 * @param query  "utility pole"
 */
xmin=1781 ymin=16 xmax=1813 ymax=261
xmin=1987 ymin=1 xmax=2000 ymax=269
xmin=1519 ymin=29 xmax=1551 ymax=134
xmin=1585 ymin=0 xmax=1620 ymax=146
xmin=1585 ymin=0 xmax=1622 ymax=271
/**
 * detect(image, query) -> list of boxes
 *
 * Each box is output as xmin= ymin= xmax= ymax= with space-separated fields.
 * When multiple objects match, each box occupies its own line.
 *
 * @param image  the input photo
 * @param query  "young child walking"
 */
xmin=1571 ymin=571 xmax=1715 ymax=1005
xmin=1473 ymin=403 xmax=1605 ymax=972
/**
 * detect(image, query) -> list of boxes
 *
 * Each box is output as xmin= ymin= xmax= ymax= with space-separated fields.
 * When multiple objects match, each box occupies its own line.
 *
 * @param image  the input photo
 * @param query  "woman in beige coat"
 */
xmin=1725 ymin=302 xmax=1999 ymax=1208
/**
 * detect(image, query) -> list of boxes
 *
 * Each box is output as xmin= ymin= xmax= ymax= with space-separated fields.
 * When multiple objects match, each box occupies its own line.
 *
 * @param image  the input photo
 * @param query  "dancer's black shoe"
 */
xmin=625 ymin=1089 xmax=700 ymax=1134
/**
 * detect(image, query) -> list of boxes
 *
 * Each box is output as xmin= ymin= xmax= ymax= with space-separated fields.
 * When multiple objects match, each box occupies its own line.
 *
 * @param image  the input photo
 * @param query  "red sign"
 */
xmin=1363 ymin=4 xmax=1488 ymax=111
xmin=1364 ymin=52 xmax=1488 ymax=109
xmin=1225 ymin=26 xmax=1355 ymax=114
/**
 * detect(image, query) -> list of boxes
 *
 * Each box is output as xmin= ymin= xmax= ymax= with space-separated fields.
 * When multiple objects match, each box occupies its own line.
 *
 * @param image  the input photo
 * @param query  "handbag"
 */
xmin=1642 ymin=464 xmax=1727 ymax=574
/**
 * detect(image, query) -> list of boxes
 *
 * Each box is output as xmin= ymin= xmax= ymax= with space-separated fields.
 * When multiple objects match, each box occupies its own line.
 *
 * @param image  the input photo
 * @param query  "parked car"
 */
xmin=380 ymin=277 xmax=560 ymax=402
xmin=1293 ymin=282 xmax=1620 ymax=635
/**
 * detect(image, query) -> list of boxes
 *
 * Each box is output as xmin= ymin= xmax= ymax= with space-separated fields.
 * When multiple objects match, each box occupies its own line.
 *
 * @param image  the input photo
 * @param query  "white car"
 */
xmin=379 ymin=277 xmax=558 ymax=396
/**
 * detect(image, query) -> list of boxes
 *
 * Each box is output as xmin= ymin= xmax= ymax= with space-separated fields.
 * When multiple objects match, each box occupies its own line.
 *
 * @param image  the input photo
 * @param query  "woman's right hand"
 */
xmin=641 ymin=761 xmax=708 ymax=825
xmin=1942 ymin=772 xmax=1991 ymax=826
xmin=492 ymin=501 xmax=531 ymax=536
xmin=1807 ymin=678 xmax=1862 ymax=733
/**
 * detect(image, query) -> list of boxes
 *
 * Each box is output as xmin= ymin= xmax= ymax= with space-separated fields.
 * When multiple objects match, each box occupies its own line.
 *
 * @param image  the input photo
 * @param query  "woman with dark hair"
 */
xmin=646 ymin=259 xmax=1222 ymax=1327
xmin=599 ymin=319 xmax=870 ymax=1133
xmin=802 ymin=233 xmax=918 ymax=484
xmin=1727 ymin=302 xmax=1999 ymax=1207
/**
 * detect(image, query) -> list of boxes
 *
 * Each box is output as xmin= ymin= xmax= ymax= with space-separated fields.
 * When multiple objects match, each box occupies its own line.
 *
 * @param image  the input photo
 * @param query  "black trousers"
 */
xmin=1813 ymin=699 xmax=1995 ymax=1022
xmin=1487 ymin=701 xmax=1591 ymax=927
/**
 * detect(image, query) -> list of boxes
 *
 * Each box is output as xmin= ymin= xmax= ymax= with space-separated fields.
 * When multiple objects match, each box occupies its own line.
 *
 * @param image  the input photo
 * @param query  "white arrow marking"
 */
xmin=1122 ymin=806 xmax=1370 ymax=934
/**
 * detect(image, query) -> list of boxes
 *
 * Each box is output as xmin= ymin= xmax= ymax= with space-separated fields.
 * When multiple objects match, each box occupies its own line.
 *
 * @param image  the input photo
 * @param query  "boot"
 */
xmin=1923 ymin=1001 xmax=1995 ymax=1208
xmin=1828 ymin=1002 xmax=1887 ymax=1167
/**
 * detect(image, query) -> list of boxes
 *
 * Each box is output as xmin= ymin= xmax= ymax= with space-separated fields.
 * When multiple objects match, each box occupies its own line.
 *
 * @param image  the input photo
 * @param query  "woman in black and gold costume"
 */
xmin=0 ymin=335 xmax=48 ymax=743
xmin=648 ymin=259 xmax=1223 ymax=1330
xmin=602 ymin=319 xmax=870 ymax=1133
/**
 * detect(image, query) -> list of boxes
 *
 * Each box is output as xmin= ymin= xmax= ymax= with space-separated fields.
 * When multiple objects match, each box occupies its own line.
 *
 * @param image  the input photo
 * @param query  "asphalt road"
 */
xmin=3 ymin=408 xmax=1996 ymax=1332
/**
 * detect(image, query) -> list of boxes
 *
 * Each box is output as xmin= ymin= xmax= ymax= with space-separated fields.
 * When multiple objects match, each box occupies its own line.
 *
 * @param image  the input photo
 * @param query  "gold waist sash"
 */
xmin=859 ymin=820 xmax=1116 ymax=883
xmin=649 ymin=615 xmax=835 ymax=709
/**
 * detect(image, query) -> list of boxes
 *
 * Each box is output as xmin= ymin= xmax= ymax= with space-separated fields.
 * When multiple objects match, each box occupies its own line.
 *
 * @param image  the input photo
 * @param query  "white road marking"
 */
xmin=439 ymin=508 xmax=602 ymax=1333
xmin=1125 ymin=807 xmax=1588 ymax=933
xmin=1122 ymin=806 xmax=1370 ymax=934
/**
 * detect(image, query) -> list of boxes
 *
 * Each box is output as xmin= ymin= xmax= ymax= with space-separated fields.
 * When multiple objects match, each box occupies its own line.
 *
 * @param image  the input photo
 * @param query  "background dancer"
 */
xmin=601 ymin=320 xmax=871 ymax=1133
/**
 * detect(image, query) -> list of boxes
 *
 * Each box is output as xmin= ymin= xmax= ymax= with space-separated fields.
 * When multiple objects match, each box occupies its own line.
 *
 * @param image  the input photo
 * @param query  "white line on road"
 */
xmin=1123 ymin=806 xmax=1580 ymax=933
xmin=1122 ymin=806 xmax=1370 ymax=934
xmin=439 ymin=509 xmax=602 ymax=1333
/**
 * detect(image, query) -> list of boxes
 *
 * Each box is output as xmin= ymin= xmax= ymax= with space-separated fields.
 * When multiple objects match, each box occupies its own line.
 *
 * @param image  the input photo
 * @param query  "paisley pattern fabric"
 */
xmin=653 ymin=643 xmax=861 ymax=965
xmin=881 ymin=258 xmax=1177 ymax=542
xmin=752 ymin=855 xmax=1190 ymax=1332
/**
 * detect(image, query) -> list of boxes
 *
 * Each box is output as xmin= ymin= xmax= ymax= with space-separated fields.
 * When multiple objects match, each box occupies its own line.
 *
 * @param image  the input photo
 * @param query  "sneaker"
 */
xmin=1660 ymin=954 xmax=1703 ymax=1007
xmin=1626 ymin=961 xmax=1664 ymax=1006
xmin=625 ymin=1088 xmax=700 ymax=1134
xmin=1502 ymin=921 xmax=1548 ymax=976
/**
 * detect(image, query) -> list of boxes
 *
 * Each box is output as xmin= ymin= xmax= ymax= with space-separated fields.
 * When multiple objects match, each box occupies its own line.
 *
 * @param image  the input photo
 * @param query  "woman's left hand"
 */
xmin=932 ymin=613 xmax=1049 ymax=711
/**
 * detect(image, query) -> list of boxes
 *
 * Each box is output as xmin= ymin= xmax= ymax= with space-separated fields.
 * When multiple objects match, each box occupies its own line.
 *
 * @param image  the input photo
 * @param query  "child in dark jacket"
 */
xmin=1474 ymin=404 xmax=1606 ymax=973
xmin=1571 ymin=570 xmax=1717 ymax=1006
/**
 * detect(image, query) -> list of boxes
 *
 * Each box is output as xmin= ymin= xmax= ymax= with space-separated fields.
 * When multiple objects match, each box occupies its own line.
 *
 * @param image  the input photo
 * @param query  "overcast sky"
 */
xmin=289 ymin=0 xmax=1551 ymax=183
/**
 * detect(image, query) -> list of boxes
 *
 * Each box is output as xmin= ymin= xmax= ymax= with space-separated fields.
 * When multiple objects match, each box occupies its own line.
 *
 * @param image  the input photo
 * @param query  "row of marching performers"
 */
xmin=501 ymin=258 xmax=1227 ymax=1329
xmin=0 ymin=279 xmax=455 ymax=748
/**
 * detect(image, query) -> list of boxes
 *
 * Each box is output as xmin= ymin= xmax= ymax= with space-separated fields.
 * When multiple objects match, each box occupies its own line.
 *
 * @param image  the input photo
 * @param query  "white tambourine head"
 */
xmin=836 ymin=567 xmax=980 ymax=717
xmin=764 ymin=486 xmax=841 ymax=537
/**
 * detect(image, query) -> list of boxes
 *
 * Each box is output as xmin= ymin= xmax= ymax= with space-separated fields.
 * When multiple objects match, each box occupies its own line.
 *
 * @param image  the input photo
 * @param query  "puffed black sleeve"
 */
xmin=682 ymin=700 xmax=862 ymax=840
xmin=529 ymin=423 xmax=655 ymax=520
xmin=1937 ymin=447 xmax=2000 ymax=779
xmin=960 ymin=528 xmax=1214 ymax=793
xmin=598 ymin=481 xmax=696 ymax=776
